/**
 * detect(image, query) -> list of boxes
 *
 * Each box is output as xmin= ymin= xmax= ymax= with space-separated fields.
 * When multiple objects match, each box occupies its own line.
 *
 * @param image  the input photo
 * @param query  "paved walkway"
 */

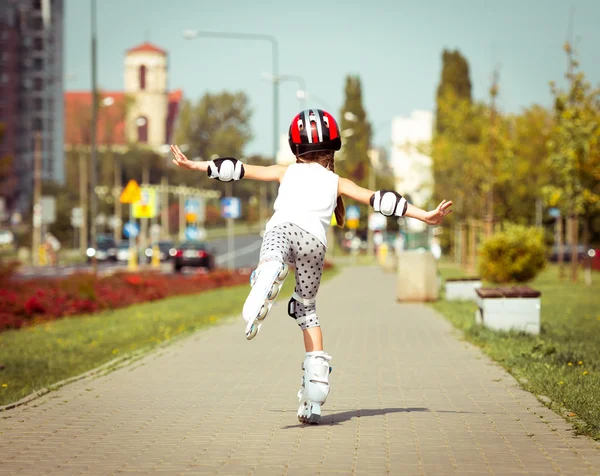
xmin=0 ymin=266 xmax=599 ymax=475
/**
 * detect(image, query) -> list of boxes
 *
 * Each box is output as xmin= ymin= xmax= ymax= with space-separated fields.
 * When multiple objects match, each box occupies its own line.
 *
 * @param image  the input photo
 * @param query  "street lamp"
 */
xmin=262 ymin=73 xmax=306 ymax=111
xmin=183 ymin=29 xmax=279 ymax=228
xmin=296 ymin=90 xmax=332 ymax=110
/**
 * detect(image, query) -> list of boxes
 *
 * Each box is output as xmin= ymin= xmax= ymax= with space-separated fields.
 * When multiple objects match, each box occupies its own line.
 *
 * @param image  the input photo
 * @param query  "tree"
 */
xmin=337 ymin=75 xmax=372 ymax=230
xmin=545 ymin=43 xmax=600 ymax=281
xmin=173 ymin=91 xmax=252 ymax=189
xmin=495 ymin=106 xmax=554 ymax=225
xmin=435 ymin=49 xmax=473 ymax=134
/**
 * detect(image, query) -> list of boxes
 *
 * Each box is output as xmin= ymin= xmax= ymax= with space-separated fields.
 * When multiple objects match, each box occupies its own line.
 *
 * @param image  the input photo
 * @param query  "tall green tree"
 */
xmin=545 ymin=43 xmax=600 ymax=281
xmin=435 ymin=49 xmax=473 ymax=134
xmin=338 ymin=75 xmax=372 ymax=187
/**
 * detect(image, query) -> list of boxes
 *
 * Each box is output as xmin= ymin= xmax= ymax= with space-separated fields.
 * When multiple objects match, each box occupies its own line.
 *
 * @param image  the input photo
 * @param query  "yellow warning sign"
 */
xmin=119 ymin=180 xmax=141 ymax=204
xmin=132 ymin=187 xmax=157 ymax=219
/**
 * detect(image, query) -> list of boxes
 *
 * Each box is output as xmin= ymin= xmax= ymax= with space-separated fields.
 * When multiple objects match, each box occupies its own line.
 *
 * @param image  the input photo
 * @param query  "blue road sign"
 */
xmin=347 ymin=205 xmax=360 ymax=220
xmin=123 ymin=221 xmax=140 ymax=238
xmin=221 ymin=197 xmax=241 ymax=219
xmin=185 ymin=226 xmax=200 ymax=241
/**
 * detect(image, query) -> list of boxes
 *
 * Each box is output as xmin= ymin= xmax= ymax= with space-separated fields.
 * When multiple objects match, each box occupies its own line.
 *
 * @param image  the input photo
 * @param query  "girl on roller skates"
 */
xmin=170 ymin=108 xmax=452 ymax=424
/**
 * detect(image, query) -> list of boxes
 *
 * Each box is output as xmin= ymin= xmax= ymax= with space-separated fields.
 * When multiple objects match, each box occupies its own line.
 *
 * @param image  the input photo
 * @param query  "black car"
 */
xmin=173 ymin=241 xmax=215 ymax=272
xmin=145 ymin=240 xmax=176 ymax=262
xmin=86 ymin=235 xmax=117 ymax=262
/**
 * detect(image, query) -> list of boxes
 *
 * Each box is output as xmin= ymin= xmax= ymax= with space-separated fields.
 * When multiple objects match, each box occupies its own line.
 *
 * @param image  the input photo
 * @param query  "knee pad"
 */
xmin=288 ymin=292 xmax=319 ymax=330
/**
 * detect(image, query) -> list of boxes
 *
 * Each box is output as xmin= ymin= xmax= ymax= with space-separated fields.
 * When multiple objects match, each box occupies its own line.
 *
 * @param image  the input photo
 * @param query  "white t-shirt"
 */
xmin=266 ymin=163 xmax=339 ymax=247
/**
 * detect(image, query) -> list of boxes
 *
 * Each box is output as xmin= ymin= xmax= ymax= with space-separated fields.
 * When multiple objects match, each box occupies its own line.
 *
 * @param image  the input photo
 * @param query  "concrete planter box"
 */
xmin=396 ymin=251 xmax=438 ymax=302
xmin=475 ymin=287 xmax=541 ymax=335
xmin=445 ymin=277 xmax=482 ymax=301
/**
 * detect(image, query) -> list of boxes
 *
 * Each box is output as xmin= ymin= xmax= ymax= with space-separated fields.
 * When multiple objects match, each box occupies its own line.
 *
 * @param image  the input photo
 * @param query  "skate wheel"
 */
xmin=246 ymin=324 xmax=258 ymax=340
xmin=257 ymin=305 xmax=268 ymax=321
xmin=277 ymin=264 xmax=289 ymax=281
xmin=267 ymin=283 xmax=279 ymax=300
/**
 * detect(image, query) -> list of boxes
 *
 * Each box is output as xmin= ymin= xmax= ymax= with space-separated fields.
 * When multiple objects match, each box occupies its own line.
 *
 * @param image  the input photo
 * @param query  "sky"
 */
xmin=64 ymin=0 xmax=600 ymax=157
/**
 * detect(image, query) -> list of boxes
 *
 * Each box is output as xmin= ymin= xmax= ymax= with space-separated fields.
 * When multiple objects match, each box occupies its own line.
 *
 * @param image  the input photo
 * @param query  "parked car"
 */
xmin=116 ymin=241 xmax=133 ymax=262
xmin=86 ymin=235 xmax=117 ymax=262
xmin=549 ymin=244 xmax=593 ymax=263
xmin=145 ymin=240 xmax=176 ymax=262
xmin=172 ymin=241 xmax=215 ymax=273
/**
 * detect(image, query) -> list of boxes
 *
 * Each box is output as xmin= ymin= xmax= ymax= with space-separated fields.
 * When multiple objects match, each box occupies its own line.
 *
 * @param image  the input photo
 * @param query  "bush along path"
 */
xmin=0 ymin=266 xmax=252 ymax=332
xmin=434 ymin=262 xmax=600 ymax=440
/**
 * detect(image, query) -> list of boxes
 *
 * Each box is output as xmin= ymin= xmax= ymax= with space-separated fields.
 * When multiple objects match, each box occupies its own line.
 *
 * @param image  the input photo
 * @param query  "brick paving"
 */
xmin=0 ymin=266 xmax=598 ymax=475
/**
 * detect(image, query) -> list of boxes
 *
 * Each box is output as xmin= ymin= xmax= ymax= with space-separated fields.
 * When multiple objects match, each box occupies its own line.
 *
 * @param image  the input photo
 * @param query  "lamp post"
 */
xmin=296 ymin=90 xmax=332 ymax=111
xmin=263 ymin=73 xmax=306 ymax=111
xmin=89 ymin=0 xmax=98 ymax=270
xmin=183 ymin=29 xmax=279 ymax=228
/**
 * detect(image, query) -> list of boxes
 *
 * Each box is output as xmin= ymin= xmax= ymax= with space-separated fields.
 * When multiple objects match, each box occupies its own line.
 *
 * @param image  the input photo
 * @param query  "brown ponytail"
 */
xmin=297 ymin=151 xmax=345 ymax=227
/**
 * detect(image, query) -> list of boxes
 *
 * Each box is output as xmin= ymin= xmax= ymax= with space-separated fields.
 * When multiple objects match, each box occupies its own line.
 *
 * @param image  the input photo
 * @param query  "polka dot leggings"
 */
xmin=259 ymin=223 xmax=326 ymax=330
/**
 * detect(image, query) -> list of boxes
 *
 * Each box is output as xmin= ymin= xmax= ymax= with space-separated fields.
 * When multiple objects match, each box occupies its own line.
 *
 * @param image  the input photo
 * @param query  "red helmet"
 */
xmin=288 ymin=109 xmax=342 ymax=156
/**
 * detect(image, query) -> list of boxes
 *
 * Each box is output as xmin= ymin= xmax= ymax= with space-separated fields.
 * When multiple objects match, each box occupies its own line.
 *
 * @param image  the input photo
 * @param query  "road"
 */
xmin=13 ymin=234 xmax=264 ymax=279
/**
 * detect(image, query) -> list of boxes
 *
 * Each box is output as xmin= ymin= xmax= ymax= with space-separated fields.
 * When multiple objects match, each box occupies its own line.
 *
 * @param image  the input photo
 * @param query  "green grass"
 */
xmin=0 ymin=268 xmax=338 ymax=407
xmin=432 ymin=261 xmax=600 ymax=440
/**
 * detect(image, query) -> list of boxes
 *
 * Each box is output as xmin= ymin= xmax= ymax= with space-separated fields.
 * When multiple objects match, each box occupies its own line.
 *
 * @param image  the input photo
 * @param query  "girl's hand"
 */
xmin=423 ymin=200 xmax=453 ymax=225
xmin=170 ymin=145 xmax=203 ymax=171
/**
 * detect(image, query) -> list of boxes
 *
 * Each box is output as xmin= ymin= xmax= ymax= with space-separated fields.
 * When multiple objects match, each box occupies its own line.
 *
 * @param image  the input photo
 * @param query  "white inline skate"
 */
xmin=297 ymin=352 xmax=332 ymax=424
xmin=243 ymin=260 xmax=289 ymax=340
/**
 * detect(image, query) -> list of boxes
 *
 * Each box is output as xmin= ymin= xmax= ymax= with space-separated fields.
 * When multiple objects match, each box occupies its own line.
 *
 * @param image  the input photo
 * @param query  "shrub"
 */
xmin=478 ymin=223 xmax=547 ymax=284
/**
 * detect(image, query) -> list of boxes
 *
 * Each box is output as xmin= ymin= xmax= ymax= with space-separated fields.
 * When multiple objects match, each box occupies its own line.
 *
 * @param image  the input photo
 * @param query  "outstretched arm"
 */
xmin=338 ymin=177 xmax=452 ymax=225
xmin=170 ymin=145 xmax=286 ymax=183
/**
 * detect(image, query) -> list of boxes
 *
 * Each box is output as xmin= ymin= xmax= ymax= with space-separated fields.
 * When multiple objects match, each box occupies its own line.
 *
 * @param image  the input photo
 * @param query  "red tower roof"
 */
xmin=127 ymin=42 xmax=167 ymax=55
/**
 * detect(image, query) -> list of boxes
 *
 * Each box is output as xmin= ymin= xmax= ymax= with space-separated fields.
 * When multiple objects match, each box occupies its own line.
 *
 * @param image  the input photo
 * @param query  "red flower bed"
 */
xmin=0 ymin=266 xmax=251 ymax=332
xmin=0 ymin=260 xmax=334 ymax=332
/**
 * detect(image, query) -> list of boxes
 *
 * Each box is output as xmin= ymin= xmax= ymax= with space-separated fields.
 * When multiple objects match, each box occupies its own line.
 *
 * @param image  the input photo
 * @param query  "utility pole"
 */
xmin=89 ymin=0 xmax=98 ymax=269
xmin=140 ymin=160 xmax=149 ymax=258
xmin=366 ymin=149 xmax=376 ymax=256
xmin=485 ymin=69 xmax=499 ymax=238
xmin=79 ymin=150 xmax=88 ymax=254
xmin=32 ymin=132 xmax=43 ymax=265
xmin=112 ymin=147 xmax=121 ymax=242
xmin=178 ymin=188 xmax=186 ymax=242
xmin=161 ymin=176 xmax=169 ymax=239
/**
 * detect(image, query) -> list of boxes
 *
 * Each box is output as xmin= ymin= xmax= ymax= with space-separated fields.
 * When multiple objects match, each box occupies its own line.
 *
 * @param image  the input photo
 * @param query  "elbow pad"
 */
xmin=207 ymin=157 xmax=245 ymax=182
xmin=370 ymin=190 xmax=408 ymax=217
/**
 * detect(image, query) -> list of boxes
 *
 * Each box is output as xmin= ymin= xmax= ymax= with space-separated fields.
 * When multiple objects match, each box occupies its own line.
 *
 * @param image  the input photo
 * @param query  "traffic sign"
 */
xmin=347 ymin=218 xmax=359 ymax=230
xmin=71 ymin=207 xmax=83 ymax=228
xmin=185 ymin=226 xmax=207 ymax=241
xmin=120 ymin=180 xmax=141 ymax=204
xmin=221 ymin=197 xmax=241 ymax=219
xmin=185 ymin=198 xmax=205 ymax=223
xmin=123 ymin=221 xmax=140 ymax=238
xmin=347 ymin=205 xmax=360 ymax=220
xmin=133 ymin=187 xmax=157 ymax=219
xmin=41 ymin=196 xmax=56 ymax=224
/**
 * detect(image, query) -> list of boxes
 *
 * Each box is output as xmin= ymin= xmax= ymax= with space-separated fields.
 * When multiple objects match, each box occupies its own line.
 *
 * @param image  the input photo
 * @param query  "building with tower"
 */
xmin=64 ymin=41 xmax=182 ymax=149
